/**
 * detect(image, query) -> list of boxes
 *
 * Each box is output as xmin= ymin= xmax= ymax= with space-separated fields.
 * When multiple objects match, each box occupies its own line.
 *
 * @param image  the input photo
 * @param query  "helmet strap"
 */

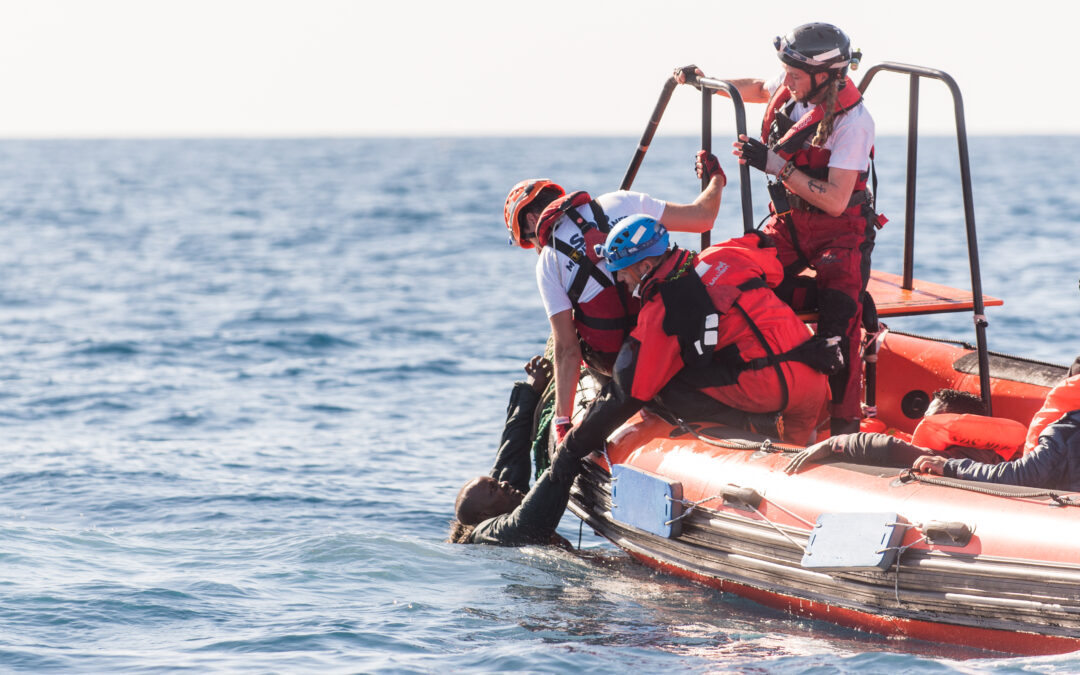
xmin=804 ymin=71 xmax=835 ymax=104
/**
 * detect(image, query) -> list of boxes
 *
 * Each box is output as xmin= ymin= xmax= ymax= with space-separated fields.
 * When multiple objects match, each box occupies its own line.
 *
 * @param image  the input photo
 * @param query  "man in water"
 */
xmin=448 ymin=356 xmax=580 ymax=547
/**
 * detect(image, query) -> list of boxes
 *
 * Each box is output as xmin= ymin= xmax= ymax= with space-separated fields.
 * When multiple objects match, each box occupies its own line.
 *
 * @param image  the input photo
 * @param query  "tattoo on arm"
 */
xmin=807 ymin=180 xmax=827 ymax=195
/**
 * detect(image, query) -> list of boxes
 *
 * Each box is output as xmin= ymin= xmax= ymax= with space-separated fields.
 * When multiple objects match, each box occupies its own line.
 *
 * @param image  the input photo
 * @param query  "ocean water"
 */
xmin=0 ymin=135 xmax=1075 ymax=674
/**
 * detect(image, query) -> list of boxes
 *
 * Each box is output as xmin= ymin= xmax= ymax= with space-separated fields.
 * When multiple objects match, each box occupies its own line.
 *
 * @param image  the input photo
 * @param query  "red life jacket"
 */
xmin=761 ymin=76 xmax=869 ymax=191
xmin=535 ymin=192 xmax=638 ymax=374
xmin=1024 ymin=374 xmax=1080 ymax=454
xmin=640 ymin=235 xmax=818 ymax=412
xmin=911 ymin=413 xmax=1026 ymax=461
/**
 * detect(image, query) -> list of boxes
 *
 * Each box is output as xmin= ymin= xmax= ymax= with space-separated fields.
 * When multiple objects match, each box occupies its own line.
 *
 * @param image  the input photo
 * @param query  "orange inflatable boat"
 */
xmin=565 ymin=63 xmax=1080 ymax=655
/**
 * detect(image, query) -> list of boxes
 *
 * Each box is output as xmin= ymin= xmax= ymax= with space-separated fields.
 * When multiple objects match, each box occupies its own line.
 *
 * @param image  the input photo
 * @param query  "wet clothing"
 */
xmin=557 ymin=235 xmax=829 ymax=469
xmin=468 ymin=383 xmax=573 ymax=547
xmin=760 ymin=78 xmax=882 ymax=422
xmin=823 ymin=431 xmax=1003 ymax=467
xmin=943 ymin=410 xmax=1080 ymax=491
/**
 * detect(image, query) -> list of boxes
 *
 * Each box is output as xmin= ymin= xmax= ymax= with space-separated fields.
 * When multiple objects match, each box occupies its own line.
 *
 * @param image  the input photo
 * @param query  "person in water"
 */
xmin=676 ymin=22 xmax=886 ymax=435
xmin=448 ymin=355 xmax=580 ymax=547
xmin=549 ymin=215 xmax=832 ymax=484
xmin=502 ymin=152 xmax=726 ymax=446
xmin=912 ymin=360 xmax=1080 ymax=490
xmin=784 ymin=388 xmax=1010 ymax=474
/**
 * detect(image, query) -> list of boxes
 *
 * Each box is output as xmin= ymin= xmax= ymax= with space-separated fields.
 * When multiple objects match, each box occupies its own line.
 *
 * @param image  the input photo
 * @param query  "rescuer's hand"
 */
xmin=733 ymin=135 xmax=785 ymax=176
xmin=673 ymin=64 xmax=703 ymax=89
xmin=695 ymin=150 xmax=726 ymax=186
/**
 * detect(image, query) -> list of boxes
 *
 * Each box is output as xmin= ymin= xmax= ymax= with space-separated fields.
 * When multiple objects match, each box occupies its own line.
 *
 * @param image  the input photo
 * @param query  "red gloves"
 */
xmin=695 ymin=150 xmax=726 ymax=186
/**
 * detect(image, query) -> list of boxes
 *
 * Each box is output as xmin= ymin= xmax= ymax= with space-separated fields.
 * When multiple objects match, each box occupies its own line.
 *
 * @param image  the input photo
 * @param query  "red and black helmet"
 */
xmin=774 ymin=23 xmax=860 ymax=75
xmin=503 ymin=179 xmax=564 ymax=249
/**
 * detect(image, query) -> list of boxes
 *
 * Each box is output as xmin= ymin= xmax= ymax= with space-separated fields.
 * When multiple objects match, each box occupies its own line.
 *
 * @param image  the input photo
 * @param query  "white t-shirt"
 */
xmin=535 ymin=190 xmax=666 ymax=318
xmin=765 ymin=76 xmax=875 ymax=172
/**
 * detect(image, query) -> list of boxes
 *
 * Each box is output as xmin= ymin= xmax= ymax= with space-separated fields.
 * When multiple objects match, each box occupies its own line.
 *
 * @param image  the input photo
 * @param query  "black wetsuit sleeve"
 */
xmin=561 ymin=379 xmax=644 ymax=461
xmin=833 ymin=432 xmax=927 ymax=466
xmin=466 ymin=469 xmax=572 ymax=546
xmin=943 ymin=412 xmax=1080 ymax=490
xmin=488 ymin=382 xmax=541 ymax=494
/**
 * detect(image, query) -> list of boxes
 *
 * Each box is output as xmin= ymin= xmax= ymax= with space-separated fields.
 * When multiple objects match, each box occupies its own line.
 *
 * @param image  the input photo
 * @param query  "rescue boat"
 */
xmin=564 ymin=63 xmax=1080 ymax=655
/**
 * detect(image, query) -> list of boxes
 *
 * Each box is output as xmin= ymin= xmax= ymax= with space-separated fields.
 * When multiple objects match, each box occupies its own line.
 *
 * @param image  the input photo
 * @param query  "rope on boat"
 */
xmin=675 ymin=418 xmax=805 ymax=454
xmin=899 ymin=470 xmax=1080 ymax=506
xmin=666 ymin=490 xmax=815 ymax=552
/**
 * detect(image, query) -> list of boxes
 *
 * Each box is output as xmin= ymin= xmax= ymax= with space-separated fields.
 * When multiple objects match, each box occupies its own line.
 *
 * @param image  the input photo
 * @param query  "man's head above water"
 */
xmin=454 ymin=476 xmax=525 ymax=526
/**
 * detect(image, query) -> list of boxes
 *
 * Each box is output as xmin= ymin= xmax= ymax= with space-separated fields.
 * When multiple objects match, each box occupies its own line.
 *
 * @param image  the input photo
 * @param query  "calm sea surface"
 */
xmin=0 ymin=136 xmax=1075 ymax=673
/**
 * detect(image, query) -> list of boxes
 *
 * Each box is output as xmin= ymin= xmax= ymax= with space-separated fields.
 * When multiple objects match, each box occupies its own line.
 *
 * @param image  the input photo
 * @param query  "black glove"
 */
xmin=695 ymin=150 xmax=725 ymax=185
xmin=673 ymin=64 xmax=702 ymax=90
xmin=736 ymin=137 xmax=770 ymax=173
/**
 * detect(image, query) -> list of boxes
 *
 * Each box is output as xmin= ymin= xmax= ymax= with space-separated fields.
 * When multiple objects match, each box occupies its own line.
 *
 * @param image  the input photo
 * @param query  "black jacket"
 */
xmin=944 ymin=410 xmax=1080 ymax=490
xmin=469 ymin=383 xmax=573 ymax=546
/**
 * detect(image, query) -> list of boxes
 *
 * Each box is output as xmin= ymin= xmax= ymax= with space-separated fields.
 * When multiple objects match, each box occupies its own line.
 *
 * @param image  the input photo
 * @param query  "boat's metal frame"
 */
xmin=618 ymin=64 xmax=995 ymax=412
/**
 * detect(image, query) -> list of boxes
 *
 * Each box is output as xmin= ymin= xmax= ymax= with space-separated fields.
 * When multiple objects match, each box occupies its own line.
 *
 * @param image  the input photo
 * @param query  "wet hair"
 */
xmin=931 ymin=388 xmax=987 ymax=416
xmin=518 ymin=186 xmax=563 ymax=229
xmin=447 ymin=519 xmax=474 ymax=544
xmin=454 ymin=479 xmax=485 ymax=526
xmin=1069 ymin=356 xmax=1080 ymax=378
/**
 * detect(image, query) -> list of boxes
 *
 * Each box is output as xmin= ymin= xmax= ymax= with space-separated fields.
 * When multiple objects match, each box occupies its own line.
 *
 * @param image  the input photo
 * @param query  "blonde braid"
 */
xmin=811 ymin=78 xmax=842 ymax=147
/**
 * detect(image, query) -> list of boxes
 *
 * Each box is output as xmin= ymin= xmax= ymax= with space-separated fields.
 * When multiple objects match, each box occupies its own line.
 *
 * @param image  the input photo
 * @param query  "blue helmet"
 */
xmin=594 ymin=214 xmax=669 ymax=272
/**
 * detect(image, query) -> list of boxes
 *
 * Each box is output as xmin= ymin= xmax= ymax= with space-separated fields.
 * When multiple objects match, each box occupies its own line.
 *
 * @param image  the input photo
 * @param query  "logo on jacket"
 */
xmin=696 ymin=260 xmax=729 ymax=286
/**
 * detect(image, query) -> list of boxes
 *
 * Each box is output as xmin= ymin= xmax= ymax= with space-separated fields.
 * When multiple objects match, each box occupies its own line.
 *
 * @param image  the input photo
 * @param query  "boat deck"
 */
xmin=797 ymin=269 xmax=1003 ymax=320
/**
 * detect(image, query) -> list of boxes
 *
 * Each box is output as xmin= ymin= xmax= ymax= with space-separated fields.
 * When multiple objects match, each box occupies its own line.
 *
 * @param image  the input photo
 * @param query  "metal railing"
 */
xmin=617 ymin=64 xmax=994 ymax=412
xmin=857 ymin=62 xmax=992 ymax=413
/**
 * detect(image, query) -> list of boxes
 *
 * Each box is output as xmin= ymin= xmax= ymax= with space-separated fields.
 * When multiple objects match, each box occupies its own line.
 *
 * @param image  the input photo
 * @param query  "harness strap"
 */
xmin=732 ymin=300 xmax=790 ymax=413
xmin=553 ymin=237 xmax=612 ymax=306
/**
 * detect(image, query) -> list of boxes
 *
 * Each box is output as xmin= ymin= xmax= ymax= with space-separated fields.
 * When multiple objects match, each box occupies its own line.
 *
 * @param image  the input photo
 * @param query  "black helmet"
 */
xmin=774 ymin=23 xmax=860 ymax=74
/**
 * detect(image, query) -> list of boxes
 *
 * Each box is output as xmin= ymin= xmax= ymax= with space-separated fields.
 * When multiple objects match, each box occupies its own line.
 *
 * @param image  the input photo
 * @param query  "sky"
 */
xmin=0 ymin=1 xmax=1074 ymax=137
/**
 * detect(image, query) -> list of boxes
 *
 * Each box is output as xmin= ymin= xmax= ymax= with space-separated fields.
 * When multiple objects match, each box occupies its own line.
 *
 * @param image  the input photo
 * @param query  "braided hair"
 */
xmin=810 ymin=76 xmax=842 ymax=147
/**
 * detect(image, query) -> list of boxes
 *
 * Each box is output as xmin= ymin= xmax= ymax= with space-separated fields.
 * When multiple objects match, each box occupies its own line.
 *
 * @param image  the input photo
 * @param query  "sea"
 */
xmin=0 ymin=135 xmax=1075 ymax=674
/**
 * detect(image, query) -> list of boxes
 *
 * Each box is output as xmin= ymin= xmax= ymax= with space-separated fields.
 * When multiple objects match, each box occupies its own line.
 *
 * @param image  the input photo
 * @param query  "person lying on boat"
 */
xmin=913 ymin=362 xmax=1080 ymax=490
xmin=502 ymin=152 xmax=725 ymax=449
xmin=784 ymin=388 xmax=1019 ymax=474
xmin=548 ymin=216 xmax=835 ymax=483
xmin=675 ymin=22 xmax=886 ymax=436
xmin=448 ymin=355 xmax=578 ymax=547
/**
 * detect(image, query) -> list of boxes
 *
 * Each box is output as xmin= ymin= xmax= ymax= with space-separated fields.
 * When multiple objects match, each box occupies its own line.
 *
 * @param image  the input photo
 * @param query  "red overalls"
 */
xmin=760 ymin=77 xmax=885 ymax=423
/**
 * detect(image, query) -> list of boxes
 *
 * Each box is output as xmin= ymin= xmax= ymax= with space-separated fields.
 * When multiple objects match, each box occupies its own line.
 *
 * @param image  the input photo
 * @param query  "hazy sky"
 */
xmin=1 ymin=1 xmax=1073 ymax=137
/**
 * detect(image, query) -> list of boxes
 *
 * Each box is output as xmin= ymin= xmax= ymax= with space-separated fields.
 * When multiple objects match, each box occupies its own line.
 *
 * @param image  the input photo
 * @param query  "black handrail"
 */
xmin=619 ymin=75 xmax=754 ymax=250
xmin=697 ymin=76 xmax=754 ymax=236
xmin=857 ymin=62 xmax=993 ymax=414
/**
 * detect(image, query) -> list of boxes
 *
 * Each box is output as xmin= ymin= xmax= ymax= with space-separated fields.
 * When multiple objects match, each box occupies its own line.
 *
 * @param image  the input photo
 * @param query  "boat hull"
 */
xmin=569 ymin=333 xmax=1080 ymax=654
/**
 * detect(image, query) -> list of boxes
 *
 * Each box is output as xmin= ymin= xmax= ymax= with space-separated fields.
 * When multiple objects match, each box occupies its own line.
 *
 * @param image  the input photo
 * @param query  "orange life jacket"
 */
xmin=761 ymin=76 xmax=869 ymax=190
xmin=859 ymin=417 xmax=912 ymax=442
xmin=912 ymin=413 xmax=1026 ymax=461
xmin=1024 ymin=374 xmax=1080 ymax=454
xmin=637 ymin=234 xmax=817 ymax=411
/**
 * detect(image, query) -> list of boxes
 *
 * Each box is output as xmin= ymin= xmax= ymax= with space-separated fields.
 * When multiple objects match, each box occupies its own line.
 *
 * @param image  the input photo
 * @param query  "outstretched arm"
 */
xmin=489 ymin=356 xmax=551 ymax=494
xmin=550 ymin=310 xmax=582 ymax=422
xmin=660 ymin=168 xmax=725 ymax=234
xmin=673 ymin=66 xmax=769 ymax=103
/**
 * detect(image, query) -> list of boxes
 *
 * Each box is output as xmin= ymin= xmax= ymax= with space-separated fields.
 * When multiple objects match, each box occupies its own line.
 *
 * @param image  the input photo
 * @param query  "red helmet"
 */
xmin=503 ymin=179 xmax=564 ymax=249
